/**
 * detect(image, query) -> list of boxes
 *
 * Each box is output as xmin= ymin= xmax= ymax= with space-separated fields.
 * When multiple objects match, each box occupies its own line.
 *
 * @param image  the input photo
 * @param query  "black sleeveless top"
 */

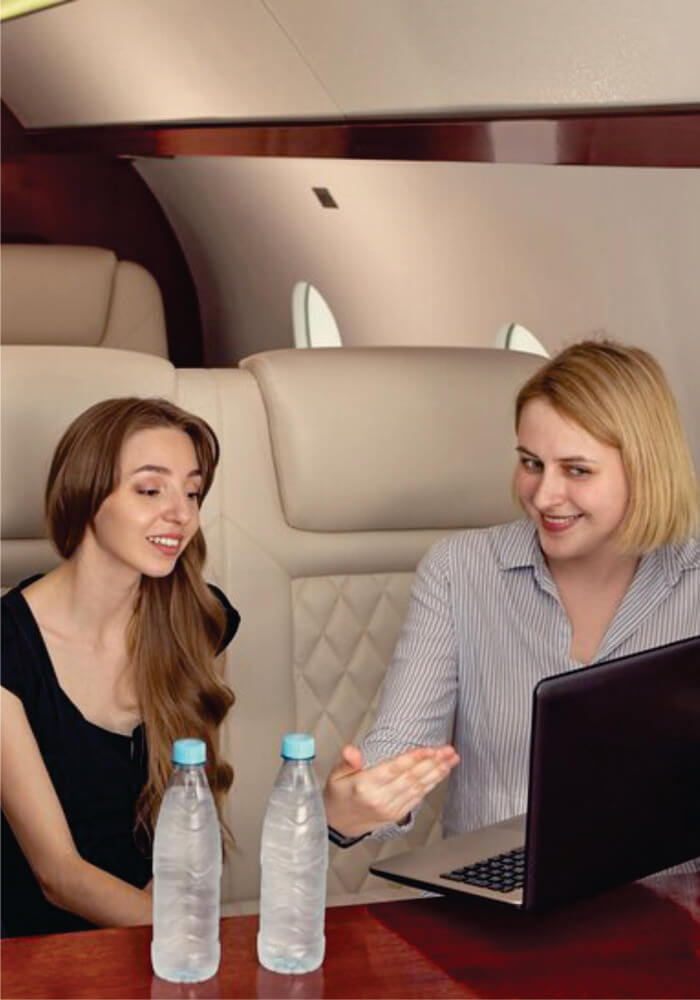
xmin=1 ymin=577 xmax=239 ymax=938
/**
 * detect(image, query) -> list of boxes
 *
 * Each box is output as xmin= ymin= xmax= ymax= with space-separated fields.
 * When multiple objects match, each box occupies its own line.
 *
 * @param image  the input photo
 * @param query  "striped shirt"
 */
xmin=362 ymin=518 xmax=700 ymax=839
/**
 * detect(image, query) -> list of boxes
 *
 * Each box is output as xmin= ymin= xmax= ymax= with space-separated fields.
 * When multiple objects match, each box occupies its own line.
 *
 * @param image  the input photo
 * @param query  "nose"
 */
xmin=163 ymin=490 xmax=193 ymax=525
xmin=532 ymin=467 xmax=567 ymax=511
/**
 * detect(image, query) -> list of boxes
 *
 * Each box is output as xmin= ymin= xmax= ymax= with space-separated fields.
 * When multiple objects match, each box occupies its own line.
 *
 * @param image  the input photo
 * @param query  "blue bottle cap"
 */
xmin=281 ymin=732 xmax=315 ymax=760
xmin=172 ymin=738 xmax=206 ymax=765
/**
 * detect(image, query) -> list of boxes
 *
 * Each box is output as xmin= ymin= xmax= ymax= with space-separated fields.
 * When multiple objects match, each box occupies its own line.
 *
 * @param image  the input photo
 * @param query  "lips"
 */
xmin=146 ymin=534 xmax=182 ymax=556
xmin=540 ymin=513 xmax=583 ymax=534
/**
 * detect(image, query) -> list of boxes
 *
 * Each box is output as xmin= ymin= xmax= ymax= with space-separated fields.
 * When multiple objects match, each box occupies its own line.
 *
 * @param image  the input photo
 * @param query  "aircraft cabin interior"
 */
xmin=1 ymin=2 xmax=699 ymax=996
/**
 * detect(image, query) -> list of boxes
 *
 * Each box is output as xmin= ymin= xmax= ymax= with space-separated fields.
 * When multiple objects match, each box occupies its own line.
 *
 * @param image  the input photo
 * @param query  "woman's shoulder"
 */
xmin=678 ymin=534 xmax=700 ymax=566
xmin=2 ymin=575 xmax=43 ymax=639
xmin=1 ymin=589 xmax=21 ymax=644
xmin=207 ymin=582 xmax=240 ymax=653
xmin=1 ymin=576 xmax=47 ymax=703
xmin=659 ymin=534 xmax=700 ymax=579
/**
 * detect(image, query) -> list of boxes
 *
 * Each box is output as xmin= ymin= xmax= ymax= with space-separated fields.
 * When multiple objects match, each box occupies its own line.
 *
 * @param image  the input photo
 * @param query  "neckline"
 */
xmin=8 ymin=579 xmax=143 ymax=742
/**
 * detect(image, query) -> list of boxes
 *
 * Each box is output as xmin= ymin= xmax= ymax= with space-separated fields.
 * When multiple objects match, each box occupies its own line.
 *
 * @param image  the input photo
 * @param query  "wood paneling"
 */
xmin=4 ymin=108 xmax=700 ymax=167
xmin=1 ymin=105 xmax=203 ymax=366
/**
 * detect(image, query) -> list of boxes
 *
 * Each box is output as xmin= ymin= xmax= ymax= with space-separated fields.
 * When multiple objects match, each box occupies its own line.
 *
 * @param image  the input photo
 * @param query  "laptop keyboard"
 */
xmin=441 ymin=845 xmax=525 ymax=893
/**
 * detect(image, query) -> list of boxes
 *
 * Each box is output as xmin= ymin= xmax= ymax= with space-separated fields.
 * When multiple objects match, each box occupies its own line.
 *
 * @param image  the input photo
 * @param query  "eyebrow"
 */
xmin=129 ymin=464 xmax=202 ymax=477
xmin=515 ymin=446 xmax=599 ymax=464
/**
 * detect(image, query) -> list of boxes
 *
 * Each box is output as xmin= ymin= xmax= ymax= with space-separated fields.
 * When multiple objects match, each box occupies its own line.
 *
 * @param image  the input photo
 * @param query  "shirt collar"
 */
xmin=492 ymin=518 xmax=543 ymax=571
xmin=494 ymin=518 xmax=699 ymax=587
xmin=492 ymin=518 xmax=558 ymax=596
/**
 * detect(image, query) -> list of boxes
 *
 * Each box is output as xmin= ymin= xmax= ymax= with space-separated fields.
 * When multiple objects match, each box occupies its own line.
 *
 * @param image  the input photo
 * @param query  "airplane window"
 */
xmin=493 ymin=323 xmax=549 ymax=358
xmin=291 ymin=282 xmax=343 ymax=349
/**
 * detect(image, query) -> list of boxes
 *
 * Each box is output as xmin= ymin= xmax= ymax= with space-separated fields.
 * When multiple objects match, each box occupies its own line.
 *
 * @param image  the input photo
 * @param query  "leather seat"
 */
xmin=1 ymin=245 xmax=168 ymax=357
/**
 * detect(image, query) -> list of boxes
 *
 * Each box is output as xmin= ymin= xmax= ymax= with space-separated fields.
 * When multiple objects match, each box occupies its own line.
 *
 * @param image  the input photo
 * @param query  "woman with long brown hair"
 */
xmin=1 ymin=398 xmax=238 ymax=937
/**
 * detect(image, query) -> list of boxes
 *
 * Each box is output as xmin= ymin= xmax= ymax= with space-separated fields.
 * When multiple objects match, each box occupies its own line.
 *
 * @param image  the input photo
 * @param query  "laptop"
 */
xmin=370 ymin=634 xmax=700 ymax=912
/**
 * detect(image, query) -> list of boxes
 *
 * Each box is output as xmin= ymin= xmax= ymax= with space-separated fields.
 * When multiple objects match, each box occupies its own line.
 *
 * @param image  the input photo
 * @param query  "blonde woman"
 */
xmin=1 ymin=399 xmax=238 ymax=936
xmin=324 ymin=340 xmax=699 ymax=844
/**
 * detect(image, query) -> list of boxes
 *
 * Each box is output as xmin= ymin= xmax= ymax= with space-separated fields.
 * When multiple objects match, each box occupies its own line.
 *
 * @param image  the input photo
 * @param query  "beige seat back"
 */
xmin=1 ymin=245 xmax=168 ymax=357
xmin=1 ymin=344 xmax=542 ymax=911
xmin=181 ymin=347 xmax=542 ymax=908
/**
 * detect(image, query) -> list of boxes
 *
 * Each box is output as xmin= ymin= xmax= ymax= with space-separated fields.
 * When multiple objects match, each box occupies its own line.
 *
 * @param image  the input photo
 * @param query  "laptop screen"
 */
xmin=524 ymin=634 xmax=700 ymax=910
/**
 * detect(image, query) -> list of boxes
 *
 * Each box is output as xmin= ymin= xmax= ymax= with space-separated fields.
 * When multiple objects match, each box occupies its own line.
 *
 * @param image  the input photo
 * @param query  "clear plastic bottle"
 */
xmin=151 ymin=738 xmax=222 ymax=983
xmin=257 ymin=732 xmax=328 ymax=974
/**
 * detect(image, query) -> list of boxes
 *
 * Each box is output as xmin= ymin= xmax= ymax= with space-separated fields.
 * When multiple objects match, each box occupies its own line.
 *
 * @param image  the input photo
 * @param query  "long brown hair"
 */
xmin=45 ymin=397 xmax=235 ymax=837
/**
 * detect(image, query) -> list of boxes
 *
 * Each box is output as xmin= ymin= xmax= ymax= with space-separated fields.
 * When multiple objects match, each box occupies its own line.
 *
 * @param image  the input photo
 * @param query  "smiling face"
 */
xmin=515 ymin=397 xmax=630 ymax=571
xmin=90 ymin=426 xmax=202 ymax=582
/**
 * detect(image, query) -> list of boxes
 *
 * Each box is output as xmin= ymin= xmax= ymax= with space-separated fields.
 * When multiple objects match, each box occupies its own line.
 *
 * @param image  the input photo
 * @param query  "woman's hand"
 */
xmin=323 ymin=743 xmax=459 ymax=839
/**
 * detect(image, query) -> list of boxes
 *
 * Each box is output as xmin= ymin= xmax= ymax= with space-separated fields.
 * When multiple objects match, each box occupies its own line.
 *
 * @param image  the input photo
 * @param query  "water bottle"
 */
xmin=257 ymin=732 xmax=328 ymax=974
xmin=151 ymin=738 xmax=222 ymax=983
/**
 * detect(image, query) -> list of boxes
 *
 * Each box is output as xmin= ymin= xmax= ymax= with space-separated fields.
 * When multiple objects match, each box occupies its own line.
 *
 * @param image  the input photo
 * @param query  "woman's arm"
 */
xmin=1 ymin=688 xmax=152 ymax=928
xmin=324 ymin=538 xmax=460 ymax=837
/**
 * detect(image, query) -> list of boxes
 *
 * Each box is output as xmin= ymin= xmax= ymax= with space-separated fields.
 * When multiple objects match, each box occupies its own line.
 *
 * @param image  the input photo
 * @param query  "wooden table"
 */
xmin=2 ymin=873 xmax=698 ymax=998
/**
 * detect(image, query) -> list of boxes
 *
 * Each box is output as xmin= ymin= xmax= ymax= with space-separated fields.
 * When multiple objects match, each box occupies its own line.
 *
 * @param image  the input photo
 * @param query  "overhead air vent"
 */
xmin=312 ymin=188 xmax=339 ymax=209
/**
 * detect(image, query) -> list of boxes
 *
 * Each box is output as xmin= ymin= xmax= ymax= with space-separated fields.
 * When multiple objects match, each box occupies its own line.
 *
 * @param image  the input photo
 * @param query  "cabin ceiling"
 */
xmin=2 ymin=0 xmax=700 ymax=129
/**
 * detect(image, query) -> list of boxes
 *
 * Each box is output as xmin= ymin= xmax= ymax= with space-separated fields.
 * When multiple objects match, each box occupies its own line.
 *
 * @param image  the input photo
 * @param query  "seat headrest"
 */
xmin=1 ymin=346 xmax=177 ymax=543
xmin=1 ymin=244 xmax=168 ymax=357
xmin=242 ymin=347 xmax=543 ymax=532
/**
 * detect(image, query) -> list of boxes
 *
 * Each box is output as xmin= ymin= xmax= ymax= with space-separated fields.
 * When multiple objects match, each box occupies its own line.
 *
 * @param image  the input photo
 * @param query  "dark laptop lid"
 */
xmin=524 ymin=634 xmax=700 ymax=911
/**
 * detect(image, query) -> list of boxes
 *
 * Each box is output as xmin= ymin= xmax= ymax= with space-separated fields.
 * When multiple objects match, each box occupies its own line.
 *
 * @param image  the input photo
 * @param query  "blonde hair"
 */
xmin=515 ymin=340 xmax=698 ymax=552
xmin=46 ymin=398 xmax=234 ymax=838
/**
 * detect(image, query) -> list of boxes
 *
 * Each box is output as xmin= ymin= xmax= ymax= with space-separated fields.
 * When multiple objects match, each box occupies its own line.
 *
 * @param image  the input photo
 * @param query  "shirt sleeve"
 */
xmin=207 ymin=583 xmax=241 ymax=654
xmin=361 ymin=536 xmax=459 ymax=838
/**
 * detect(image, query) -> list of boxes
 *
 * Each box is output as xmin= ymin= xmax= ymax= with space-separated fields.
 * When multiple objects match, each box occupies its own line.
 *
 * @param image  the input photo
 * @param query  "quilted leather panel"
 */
xmin=293 ymin=572 xmax=446 ymax=893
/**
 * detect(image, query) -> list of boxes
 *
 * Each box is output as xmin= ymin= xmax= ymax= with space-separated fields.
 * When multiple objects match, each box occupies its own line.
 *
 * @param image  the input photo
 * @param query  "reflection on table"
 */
xmin=1 ymin=872 xmax=698 ymax=999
